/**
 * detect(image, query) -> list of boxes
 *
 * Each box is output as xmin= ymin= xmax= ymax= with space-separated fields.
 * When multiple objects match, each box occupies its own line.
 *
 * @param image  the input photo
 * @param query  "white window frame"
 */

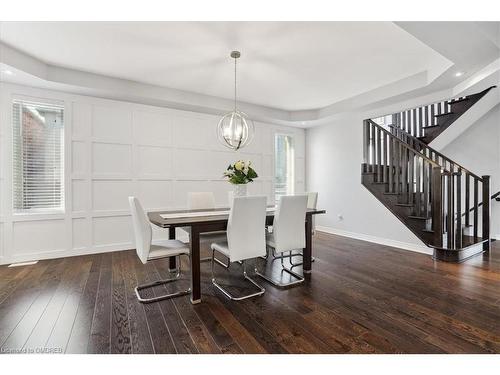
xmin=274 ymin=132 xmax=295 ymax=203
xmin=11 ymin=96 xmax=66 ymax=215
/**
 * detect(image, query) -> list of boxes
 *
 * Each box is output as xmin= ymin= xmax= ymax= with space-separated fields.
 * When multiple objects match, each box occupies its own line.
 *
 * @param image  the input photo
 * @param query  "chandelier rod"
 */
xmin=233 ymin=53 xmax=237 ymax=112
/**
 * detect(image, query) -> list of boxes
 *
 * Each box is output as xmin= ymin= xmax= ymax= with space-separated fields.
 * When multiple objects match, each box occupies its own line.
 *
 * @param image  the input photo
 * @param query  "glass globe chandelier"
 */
xmin=216 ymin=50 xmax=254 ymax=151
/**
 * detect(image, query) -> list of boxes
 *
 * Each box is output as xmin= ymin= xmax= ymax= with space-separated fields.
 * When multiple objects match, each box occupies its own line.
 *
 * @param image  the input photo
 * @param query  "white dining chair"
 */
xmin=180 ymin=192 xmax=228 ymax=266
xmin=255 ymin=194 xmax=308 ymax=287
xmin=210 ymin=196 xmax=267 ymax=300
xmin=187 ymin=192 xmax=216 ymax=210
xmin=129 ymin=196 xmax=191 ymax=303
xmin=266 ymin=192 xmax=318 ymax=265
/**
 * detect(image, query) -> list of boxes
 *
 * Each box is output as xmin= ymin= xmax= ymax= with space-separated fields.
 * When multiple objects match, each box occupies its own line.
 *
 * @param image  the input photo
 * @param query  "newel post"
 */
xmin=482 ymin=175 xmax=491 ymax=251
xmin=431 ymin=167 xmax=443 ymax=247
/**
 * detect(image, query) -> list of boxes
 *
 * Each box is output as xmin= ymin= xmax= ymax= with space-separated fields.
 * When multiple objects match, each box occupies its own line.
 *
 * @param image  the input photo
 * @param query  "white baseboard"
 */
xmin=316 ymin=225 xmax=433 ymax=255
xmin=0 ymin=244 xmax=133 ymax=266
xmin=0 ymin=233 xmax=192 ymax=266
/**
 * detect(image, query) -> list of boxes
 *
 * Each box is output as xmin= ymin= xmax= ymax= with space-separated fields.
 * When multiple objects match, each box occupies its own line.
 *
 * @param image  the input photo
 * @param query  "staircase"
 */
xmin=361 ymin=86 xmax=496 ymax=262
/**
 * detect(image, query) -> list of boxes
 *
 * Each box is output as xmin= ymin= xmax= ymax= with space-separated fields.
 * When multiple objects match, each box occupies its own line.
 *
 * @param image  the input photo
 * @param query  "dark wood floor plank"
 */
xmin=133 ymin=256 xmax=176 ymax=354
xmin=43 ymin=256 xmax=93 ymax=351
xmin=0 ymin=233 xmax=499 ymax=354
xmin=110 ymin=252 xmax=132 ymax=354
xmin=0 ymin=266 xmax=34 ymax=305
xmin=21 ymin=256 xmax=91 ymax=352
xmin=0 ymin=260 xmax=58 ymax=349
xmin=87 ymin=252 xmax=113 ymax=354
xmin=152 ymin=259 xmax=199 ymax=354
xmin=1 ymin=259 xmax=69 ymax=352
xmin=203 ymin=294 xmax=266 ymax=354
xmin=65 ymin=254 xmax=102 ymax=353
xmin=120 ymin=251 xmax=154 ymax=354
xmin=211 ymin=291 xmax=288 ymax=354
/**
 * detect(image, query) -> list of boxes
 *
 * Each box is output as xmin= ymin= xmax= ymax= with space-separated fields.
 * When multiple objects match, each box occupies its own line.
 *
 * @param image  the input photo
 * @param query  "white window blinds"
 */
xmin=274 ymin=134 xmax=295 ymax=202
xmin=12 ymin=100 xmax=65 ymax=213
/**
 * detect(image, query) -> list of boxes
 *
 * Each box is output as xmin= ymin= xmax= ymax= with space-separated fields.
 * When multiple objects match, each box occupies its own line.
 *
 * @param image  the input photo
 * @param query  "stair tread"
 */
xmin=422 ymin=124 xmax=440 ymax=130
xmin=434 ymin=112 xmax=454 ymax=118
xmin=395 ymin=203 xmax=414 ymax=207
xmin=408 ymin=215 xmax=430 ymax=220
xmin=447 ymin=97 xmax=469 ymax=105
xmin=382 ymin=192 xmax=399 ymax=195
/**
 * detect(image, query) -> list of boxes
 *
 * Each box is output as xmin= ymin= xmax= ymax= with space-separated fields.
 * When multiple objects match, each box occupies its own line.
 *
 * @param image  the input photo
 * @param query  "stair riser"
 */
xmin=433 ymin=244 xmax=484 ymax=263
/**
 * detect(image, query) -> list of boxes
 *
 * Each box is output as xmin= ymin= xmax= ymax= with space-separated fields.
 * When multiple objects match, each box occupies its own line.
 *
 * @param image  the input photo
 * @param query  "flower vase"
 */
xmin=233 ymin=184 xmax=248 ymax=197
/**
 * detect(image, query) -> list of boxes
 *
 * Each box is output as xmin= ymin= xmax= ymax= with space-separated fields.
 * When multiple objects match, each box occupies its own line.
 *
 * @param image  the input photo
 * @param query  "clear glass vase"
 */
xmin=233 ymin=184 xmax=248 ymax=197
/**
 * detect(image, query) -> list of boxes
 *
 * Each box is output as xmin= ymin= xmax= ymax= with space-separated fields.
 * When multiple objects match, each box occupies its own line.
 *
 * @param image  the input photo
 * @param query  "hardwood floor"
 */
xmin=1 ymin=233 xmax=499 ymax=354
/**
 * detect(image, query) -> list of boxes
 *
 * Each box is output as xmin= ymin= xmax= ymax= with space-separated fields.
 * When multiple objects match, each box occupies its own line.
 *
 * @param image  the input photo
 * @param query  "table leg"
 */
xmin=303 ymin=216 xmax=312 ymax=273
xmin=190 ymin=226 xmax=202 ymax=304
xmin=168 ymin=227 xmax=177 ymax=271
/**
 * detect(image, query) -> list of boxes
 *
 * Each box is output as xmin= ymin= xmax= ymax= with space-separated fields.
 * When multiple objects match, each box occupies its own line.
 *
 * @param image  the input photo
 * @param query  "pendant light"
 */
xmin=216 ymin=50 xmax=254 ymax=151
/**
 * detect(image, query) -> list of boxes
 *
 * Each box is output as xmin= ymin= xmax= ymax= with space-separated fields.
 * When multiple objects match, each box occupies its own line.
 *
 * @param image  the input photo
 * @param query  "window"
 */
xmin=274 ymin=134 xmax=294 ymax=202
xmin=12 ymin=100 xmax=65 ymax=213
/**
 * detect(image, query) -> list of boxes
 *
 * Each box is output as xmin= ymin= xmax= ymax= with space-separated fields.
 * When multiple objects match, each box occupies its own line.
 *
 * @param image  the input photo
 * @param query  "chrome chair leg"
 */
xmin=289 ymin=251 xmax=316 ymax=267
xmin=269 ymin=248 xmax=315 ymax=266
xmin=255 ymin=249 xmax=305 ymax=288
xmin=201 ymin=253 xmax=230 ymax=268
xmin=211 ymin=252 xmax=265 ymax=301
xmin=135 ymin=254 xmax=191 ymax=304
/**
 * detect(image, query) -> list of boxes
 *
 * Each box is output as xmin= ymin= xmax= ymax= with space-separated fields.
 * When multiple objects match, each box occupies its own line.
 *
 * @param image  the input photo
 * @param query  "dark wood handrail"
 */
xmin=372 ymin=85 xmax=496 ymax=126
xmin=366 ymin=120 xmax=441 ymax=168
xmin=387 ymin=123 xmax=483 ymax=181
xmin=461 ymin=191 xmax=500 ymax=217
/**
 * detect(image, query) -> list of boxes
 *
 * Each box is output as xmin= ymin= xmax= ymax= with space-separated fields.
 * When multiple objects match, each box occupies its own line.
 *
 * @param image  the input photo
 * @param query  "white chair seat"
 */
xmin=148 ymin=239 xmax=190 ymax=260
xmin=210 ymin=240 xmax=230 ymax=258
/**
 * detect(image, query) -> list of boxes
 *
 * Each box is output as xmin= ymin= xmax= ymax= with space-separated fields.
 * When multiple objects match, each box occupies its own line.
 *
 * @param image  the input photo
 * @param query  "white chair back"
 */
xmin=272 ymin=195 xmax=308 ymax=253
xmin=307 ymin=192 xmax=318 ymax=232
xmin=129 ymin=196 xmax=152 ymax=264
xmin=307 ymin=192 xmax=318 ymax=210
xmin=188 ymin=192 xmax=216 ymax=210
xmin=226 ymin=196 xmax=267 ymax=262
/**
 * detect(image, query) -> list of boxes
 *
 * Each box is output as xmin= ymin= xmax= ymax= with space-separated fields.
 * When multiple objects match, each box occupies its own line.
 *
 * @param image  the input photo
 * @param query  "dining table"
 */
xmin=148 ymin=206 xmax=326 ymax=304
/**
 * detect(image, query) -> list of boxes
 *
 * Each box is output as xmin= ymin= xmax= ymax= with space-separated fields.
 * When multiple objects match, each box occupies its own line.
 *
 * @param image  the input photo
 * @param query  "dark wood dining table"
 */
xmin=148 ymin=207 xmax=326 ymax=304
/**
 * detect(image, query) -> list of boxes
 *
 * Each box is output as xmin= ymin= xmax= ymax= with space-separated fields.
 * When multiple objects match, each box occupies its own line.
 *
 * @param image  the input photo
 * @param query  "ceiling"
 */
xmin=0 ymin=21 xmax=452 ymax=111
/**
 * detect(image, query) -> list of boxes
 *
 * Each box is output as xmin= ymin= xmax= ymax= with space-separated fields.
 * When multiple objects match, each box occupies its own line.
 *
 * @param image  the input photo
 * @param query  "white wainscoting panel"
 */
xmin=72 ymin=180 xmax=88 ymax=213
xmin=92 ymin=180 xmax=134 ymax=212
xmin=133 ymin=110 xmax=172 ymax=146
xmin=92 ymin=142 xmax=133 ymax=176
xmin=92 ymin=216 xmax=133 ymax=247
xmin=0 ymin=83 xmax=305 ymax=264
xmin=72 ymin=141 xmax=88 ymax=175
xmin=12 ymin=219 xmax=67 ymax=255
xmin=137 ymin=146 xmax=172 ymax=178
xmin=137 ymin=180 xmax=173 ymax=210
xmin=92 ymin=105 xmax=132 ymax=142
xmin=72 ymin=217 xmax=90 ymax=250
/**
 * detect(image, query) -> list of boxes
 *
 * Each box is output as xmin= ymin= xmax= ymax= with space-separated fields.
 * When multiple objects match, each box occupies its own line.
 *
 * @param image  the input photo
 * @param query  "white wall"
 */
xmin=0 ymin=83 xmax=305 ymax=265
xmin=306 ymin=113 xmax=429 ymax=253
xmin=306 ymin=97 xmax=499 ymax=253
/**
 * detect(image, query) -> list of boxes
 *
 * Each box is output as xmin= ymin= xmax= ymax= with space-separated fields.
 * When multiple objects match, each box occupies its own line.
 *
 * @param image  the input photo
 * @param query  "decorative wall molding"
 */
xmin=0 ymin=82 xmax=305 ymax=265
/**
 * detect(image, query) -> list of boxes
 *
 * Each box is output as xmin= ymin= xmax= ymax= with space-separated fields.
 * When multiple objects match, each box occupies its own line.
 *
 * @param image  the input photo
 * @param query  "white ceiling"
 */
xmin=0 ymin=21 xmax=452 ymax=111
